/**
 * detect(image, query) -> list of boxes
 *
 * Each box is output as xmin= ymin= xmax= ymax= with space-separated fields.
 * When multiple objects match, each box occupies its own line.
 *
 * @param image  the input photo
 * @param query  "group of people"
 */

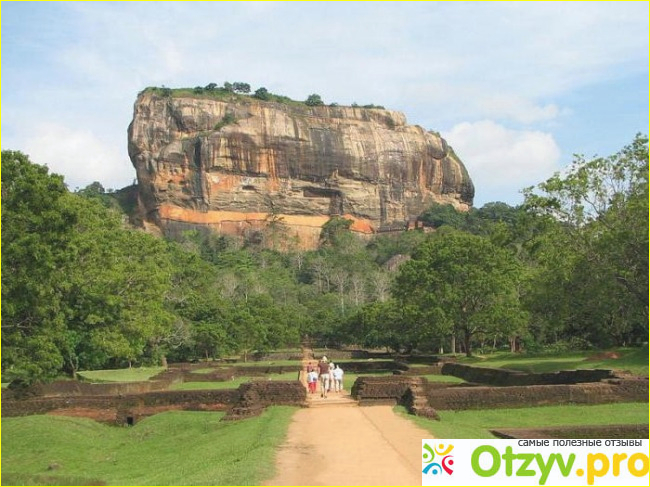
xmin=306 ymin=356 xmax=344 ymax=398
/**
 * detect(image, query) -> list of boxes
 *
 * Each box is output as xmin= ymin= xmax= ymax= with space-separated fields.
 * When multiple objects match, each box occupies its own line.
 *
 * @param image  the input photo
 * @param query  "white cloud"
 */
xmin=15 ymin=123 xmax=135 ymax=191
xmin=476 ymin=95 xmax=563 ymax=125
xmin=443 ymin=120 xmax=562 ymax=205
xmin=1 ymin=1 xmax=646 ymax=205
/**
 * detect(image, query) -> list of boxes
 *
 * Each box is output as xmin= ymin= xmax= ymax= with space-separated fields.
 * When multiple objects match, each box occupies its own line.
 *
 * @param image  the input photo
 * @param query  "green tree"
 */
xmin=2 ymin=151 xmax=178 ymax=381
xmin=419 ymin=202 xmax=467 ymax=229
xmin=305 ymin=93 xmax=325 ymax=106
xmin=523 ymin=134 xmax=649 ymax=346
xmin=394 ymin=230 xmax=525 ymax=356
xmin=57 ymin=196 xmax=176 ymax=372
xmin=1 ymin=151 xmax=75 ymax=382
xmin=346 ymin=300 xmax=407 ymax=351
xmin=232 ymin=82 xmax=251 ymax=94
xmin=253 ymin=87 xmax=270 ymax=100
xmin=319 ymin=216 xmax=353 ymax=247
xmin=228 ymin=305 xmax=265 ymax=362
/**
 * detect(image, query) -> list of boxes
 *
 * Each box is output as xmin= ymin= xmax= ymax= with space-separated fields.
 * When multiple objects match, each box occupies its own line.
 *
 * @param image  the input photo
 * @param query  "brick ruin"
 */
xmin=1 ymin=364 xmax=307 ymax=425
xmin=350 ymin=371 xmax=648 ymax=420
xmin=2 ymin=359 xmax=647 ymax=431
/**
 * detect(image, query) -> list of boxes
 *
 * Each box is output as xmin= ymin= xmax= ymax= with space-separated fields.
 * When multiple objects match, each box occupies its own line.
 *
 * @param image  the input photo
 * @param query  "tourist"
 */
xmin=318 ymin=357 xmax=330 ymax=398
xmin=307 ymin=368 xmax=318 ymax=394
xmin=328 ymin=361 xmax=335 ymax=392
xmin=333 ymin=364 xmax=344 ymax=392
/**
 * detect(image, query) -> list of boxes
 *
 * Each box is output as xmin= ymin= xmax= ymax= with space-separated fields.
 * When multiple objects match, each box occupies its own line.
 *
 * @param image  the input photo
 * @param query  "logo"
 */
xmin=423 ymin=442 xmax=454 ymax=476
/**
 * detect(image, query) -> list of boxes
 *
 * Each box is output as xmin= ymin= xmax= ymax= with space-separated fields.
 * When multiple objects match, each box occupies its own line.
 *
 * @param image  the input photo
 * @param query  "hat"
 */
xmin=321 ymin=355 xmax=328 ymax=362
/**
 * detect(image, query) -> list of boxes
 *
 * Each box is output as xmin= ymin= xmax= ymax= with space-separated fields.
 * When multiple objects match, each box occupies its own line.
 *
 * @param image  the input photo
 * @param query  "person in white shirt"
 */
xmin=328 ymin=362 xmax=335 ymax=392
xmin=307 ymin=369 xmax=318 ymax=394
xmin=333 ymin=364 xmax=344 ymax=392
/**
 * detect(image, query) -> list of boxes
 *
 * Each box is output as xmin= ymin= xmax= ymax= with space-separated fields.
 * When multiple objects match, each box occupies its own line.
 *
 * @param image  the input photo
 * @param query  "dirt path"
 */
xmin=263 ymin=403 xmax=432 ymax=486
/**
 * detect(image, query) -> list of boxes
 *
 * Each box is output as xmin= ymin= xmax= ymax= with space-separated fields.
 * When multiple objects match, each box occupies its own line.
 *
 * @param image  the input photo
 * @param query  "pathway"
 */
xmin=265 ymin=347 xmax=432 ymax=485
xmin=263 ymin=404 xmax=431 ymax=486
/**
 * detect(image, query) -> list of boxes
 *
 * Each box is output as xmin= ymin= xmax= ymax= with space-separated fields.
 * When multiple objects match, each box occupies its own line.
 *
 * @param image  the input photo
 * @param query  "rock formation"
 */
xmin=128 ymin=89 xmax=474 ymax=248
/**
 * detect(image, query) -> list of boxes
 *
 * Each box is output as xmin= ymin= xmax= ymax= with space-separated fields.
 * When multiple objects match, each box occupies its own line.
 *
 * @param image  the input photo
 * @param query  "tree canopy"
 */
xmin=2 ymin=135 xmax=647 ymax=382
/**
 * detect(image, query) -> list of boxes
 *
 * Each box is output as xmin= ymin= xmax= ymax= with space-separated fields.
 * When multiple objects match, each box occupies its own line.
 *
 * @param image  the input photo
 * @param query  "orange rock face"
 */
xmin=128 ymin=90 xmax=474 ymax=249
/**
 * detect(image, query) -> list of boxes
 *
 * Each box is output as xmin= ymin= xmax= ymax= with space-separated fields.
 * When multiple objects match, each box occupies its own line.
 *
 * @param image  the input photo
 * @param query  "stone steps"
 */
xmin=307 ymin=393 xmax=358 ymax=408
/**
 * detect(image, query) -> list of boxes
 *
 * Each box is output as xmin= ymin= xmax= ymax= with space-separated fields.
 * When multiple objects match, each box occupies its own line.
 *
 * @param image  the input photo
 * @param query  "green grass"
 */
xmin=399 ymin=402 xmax=649 ymax=439
xmin=456 ymin=346 xmax=649 ymax=376
xmin=420 ymin=374 xmax=465 ymax=383
xmin=76 ymin=367 xmax=165 ymax=383
xmin=342 ymin=371 xmax=393 ymax=391
xmin=171 ymin=372 xmax=301 ymax=391
xmin=1 ymin=407 xmax=296 ymax=486
xmin=190 ymin=367 xmax=225 ymax=374
xmin=337 ymin=371 xmax=462 ymax=391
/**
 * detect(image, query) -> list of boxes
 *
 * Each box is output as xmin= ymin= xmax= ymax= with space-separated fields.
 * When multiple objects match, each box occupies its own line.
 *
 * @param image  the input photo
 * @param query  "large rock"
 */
xmin=128 ymin=90 xmax=474 ymax=248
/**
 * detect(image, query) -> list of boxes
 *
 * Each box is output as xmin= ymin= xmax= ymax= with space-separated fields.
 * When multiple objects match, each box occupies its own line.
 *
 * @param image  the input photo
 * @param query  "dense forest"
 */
xmin=2 ymin=134 xmax=648 ymax=383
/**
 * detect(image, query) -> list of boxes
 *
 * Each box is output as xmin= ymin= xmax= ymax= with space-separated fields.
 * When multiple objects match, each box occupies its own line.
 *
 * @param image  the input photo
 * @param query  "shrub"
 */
xmin=253 ymin=87 xmax=270 ymax=101
xmin=305 ymin=94 xmax=325 ymax=106
xmin=214 ymin=113 xmax=238 ymax=131
xmin=232 ymin=82 xmax=251 ymax=94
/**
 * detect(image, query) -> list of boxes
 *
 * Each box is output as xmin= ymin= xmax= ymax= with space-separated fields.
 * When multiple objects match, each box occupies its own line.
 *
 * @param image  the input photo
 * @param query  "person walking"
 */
xmin=333 ymin=364 xmax=344 ymax=392
xmin=328 ymin=362 xmax=335 ymax=393
xmin=307 ymin=368 xmax=318 ymax=393
xmin=318 ymin=357 xmax=330 ymax=398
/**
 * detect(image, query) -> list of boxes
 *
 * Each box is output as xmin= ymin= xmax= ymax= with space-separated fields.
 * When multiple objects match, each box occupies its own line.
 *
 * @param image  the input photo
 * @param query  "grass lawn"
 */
xmin=398 ymin=402 xmax=649 ymax=439
xmin=337 ymin=371 xmax=463 ymax=391
xmin=341 ymin=371 xmax=394 ymax=391
xmin=191 ymin=367 xmax=229 ymax=374
xmin=455 ymin=346 xmax=649 ymax=376
xmin=1 ymin=407 xmax=296 ymax=486
xmin=419 ymin=374 xmax=465 ymax=383
xmin=76 ymin=367 xmax=165 ymax=383
xmin=171 ymin=372 xmax=301 ymax=391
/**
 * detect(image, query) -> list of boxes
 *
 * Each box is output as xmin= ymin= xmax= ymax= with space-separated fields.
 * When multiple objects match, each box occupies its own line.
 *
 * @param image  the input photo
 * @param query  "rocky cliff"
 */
xmin=128 ymin=90 xmax=474 ymax=248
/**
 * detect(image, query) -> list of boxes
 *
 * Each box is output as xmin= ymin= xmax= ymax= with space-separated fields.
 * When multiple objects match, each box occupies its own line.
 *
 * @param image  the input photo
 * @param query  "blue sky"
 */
xmin=2 ymin=1 xmax=648 ymax=207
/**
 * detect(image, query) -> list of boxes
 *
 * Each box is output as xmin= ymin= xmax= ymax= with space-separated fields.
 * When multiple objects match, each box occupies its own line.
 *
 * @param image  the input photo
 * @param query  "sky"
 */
xmin=2 ymin=1 xmax=648 ymax=207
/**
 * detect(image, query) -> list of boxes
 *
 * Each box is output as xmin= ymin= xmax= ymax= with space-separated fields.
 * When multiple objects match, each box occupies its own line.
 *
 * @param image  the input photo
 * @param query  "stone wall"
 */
xmin=351 ymin=376 xmax=422 ymax=405
xmin=223 ymin=381 xmax=306 ymax=420
xmin=402 ymin=365 xmax=444 ymax=376
xmin=350 ymin=376 xmax=440 ymax=418
xmin=1 ymin=389 xmax=239 ymax=424
xmin=492 ymin=424 xmax=649 ymax=439
xmin=1 ymin=369 xmax=184 ymax=399
xmin=335 ymin=361 xmax=408 ymax=373
xmin=441 ymin=363 xmax=615 ymax=386
xmin=251 ymin=351 xmax=303 ymax=361
xmin=2 ymin=380 xmax=307 ymax=424
xmin=425 ymin=378 xmax=648 ymax=410
xmin=310 ymin=350 xmax=393 ymax=360
xmin=350 ymin=376 xmax=648 ymax=414
xmin=181 ymin=366 xmax=301 ymax=383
